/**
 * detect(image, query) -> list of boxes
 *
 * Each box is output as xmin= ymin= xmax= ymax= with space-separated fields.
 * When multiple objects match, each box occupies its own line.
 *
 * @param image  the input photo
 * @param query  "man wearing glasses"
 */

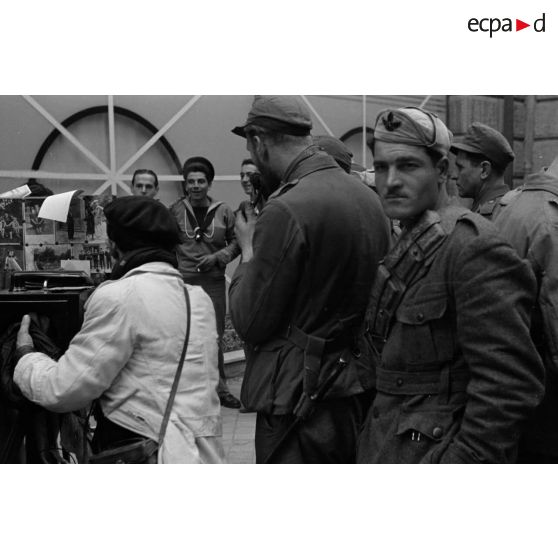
xmin=357 ymin=107 xmax=544 ymax=464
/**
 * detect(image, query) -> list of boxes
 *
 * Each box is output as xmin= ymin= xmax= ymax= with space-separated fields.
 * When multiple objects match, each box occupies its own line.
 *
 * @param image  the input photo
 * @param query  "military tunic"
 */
xmin=357 ymin=205 xmax=545 ymax=464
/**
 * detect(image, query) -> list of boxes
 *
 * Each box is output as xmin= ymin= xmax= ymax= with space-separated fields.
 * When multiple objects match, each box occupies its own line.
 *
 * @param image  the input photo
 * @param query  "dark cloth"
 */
xmin=111 ymin=247 xmax=177 ymax=280
xmin=193 ymin=206 xmax=209 ymax=227
xmin=230 ymin=147 xmax=391 ymax=421
xmin=255 ymin=392 xmax=372 ymax=464
xmin=104 ymin=196 xmax=181 ymax=251
xmin=0 ymin=318 xmax=87 ymax=463
xmin=494 ymin=171 xmax=558 ymax=459
xmin=357 ymin=206 xmax=545 ymax=464
xmin=92 ymin=404 xmax=145 ymax=453
xmin=184 ymin=275 xmax=229 ymax=394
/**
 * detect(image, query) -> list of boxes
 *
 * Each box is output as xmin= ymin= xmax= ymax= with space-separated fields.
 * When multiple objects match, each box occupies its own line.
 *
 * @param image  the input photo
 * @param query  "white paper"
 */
xmin=38 ymin=190 xmax=82 ymax=222
xmin=0 ymin=184 xmax=31 ymax=198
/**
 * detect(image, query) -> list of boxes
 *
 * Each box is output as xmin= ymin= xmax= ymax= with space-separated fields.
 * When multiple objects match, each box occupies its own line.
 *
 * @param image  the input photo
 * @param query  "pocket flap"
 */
xmin=396 ymin=408 xmax=455 ymax=441
xmin=396 ymin=296 xmax=447 ymax=325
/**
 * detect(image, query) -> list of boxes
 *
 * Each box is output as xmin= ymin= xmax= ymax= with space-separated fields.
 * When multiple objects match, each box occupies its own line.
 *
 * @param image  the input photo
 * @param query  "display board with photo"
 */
xmin=24 ymin=244 xmax=73 ymax=271
xmin=1 ymin=245 xmax=24 ymax=272
xmin=83 ymin=195 xmax=110 ymax=243
xmin=55 ymin=196 xmax=86 ymax=244
xmin=73 ymin=242 xmax=113 ymax=273
xmin=0 ymin=199 xmax=24 ymax=245
xmin=23 ymin=198 xmax=56 ymax=245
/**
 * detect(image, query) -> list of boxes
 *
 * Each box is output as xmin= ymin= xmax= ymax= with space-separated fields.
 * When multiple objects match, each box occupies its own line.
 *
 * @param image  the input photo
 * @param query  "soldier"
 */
xmin=494 ymin=160 xmax=558 ymax=463
xmin=451 ymin=122 xmax=515 ymax=220
xmin=357 ymin=107 xmax=544 ymax=464
xmin=230 ymin=95 xmax=391 ymax=463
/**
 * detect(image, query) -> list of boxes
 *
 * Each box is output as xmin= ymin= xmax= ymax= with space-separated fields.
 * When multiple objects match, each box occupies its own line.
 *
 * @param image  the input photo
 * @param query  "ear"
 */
xmin=480 ymin=160 xmax=492 ymax=180
xmin=436 ymin=156 xmax=449 ymax=184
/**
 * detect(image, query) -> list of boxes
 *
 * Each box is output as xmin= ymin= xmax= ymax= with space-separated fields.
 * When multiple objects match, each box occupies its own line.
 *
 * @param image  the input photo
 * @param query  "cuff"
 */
xmin=15 ymin=345 xmax=36 ymax=362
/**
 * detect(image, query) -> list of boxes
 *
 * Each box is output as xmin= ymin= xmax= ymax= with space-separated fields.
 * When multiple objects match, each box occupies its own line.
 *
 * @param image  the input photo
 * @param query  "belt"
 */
xmin=376 ymin=366 xmax=470 ymax=396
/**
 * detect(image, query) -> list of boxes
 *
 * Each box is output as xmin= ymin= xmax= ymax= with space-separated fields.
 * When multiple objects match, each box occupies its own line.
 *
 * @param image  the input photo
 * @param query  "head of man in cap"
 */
xmin=313 ymin=135 xmax=353 ymax=174
xmin=451 ymin=122 xmax=515 ymax=203
xmin=370 ymin=107 xmax=453 ymax=226
xmin=181 ymin=156 xmax=215 ymax=207
xmin=232 ymin=95 xmax=314 ymax=200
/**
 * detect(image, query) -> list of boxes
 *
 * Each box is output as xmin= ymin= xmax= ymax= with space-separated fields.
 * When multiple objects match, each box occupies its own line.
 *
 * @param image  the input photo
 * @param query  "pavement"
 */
xmin=221 ymin=375 xmax=256 ymax=464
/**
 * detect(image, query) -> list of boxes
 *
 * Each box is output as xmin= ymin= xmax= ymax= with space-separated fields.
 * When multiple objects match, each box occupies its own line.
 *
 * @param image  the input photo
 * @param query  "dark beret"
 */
xmin=182 ymin=156 xmax=215 ymax=183
xmin=104 ymin=196 xmax=181 ymax=251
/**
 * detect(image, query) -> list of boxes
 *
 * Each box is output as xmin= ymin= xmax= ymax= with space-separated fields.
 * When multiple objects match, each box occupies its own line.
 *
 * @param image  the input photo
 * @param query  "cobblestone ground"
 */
xmin=221 ymin=376 xmax=256 ymax=464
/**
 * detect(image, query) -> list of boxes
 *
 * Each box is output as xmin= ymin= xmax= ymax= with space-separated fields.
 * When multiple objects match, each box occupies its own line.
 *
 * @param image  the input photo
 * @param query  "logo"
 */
xmin=468 ymin=13 xmax=546 ymax=37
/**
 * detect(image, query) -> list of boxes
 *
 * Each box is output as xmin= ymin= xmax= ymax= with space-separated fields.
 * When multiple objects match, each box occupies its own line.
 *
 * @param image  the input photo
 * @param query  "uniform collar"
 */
xmin=472 ymin=182 xmax=510 ymax=211
xmin=524 ymin=171 xmax=558 ymax=194
xmin=268 ymin=146 xmax=339 ymax=201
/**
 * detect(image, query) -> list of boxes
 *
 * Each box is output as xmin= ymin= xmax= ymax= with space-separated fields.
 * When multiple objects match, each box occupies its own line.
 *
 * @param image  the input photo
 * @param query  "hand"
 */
xmin=197 ymin=254 xmax=218 ymax=273
xmin=17 ymin=315 xmax=34 ymax=350
xmin=235 ymin=204 xmax=257 ymax=263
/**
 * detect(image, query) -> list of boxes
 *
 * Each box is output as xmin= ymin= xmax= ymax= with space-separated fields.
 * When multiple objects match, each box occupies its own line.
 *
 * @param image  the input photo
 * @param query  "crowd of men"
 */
xmin=13 ymin=95 xmax=558 ymax=464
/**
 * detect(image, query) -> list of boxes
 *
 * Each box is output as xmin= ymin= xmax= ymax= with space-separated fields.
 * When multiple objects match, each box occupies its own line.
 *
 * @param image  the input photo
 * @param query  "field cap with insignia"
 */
xmin=451 ymin=122 xmax=515 ymax=169
xmin=232 ymin=95 xmax=313 ymax=138
xmin=371 ymin=107 xmax=453 ymax=157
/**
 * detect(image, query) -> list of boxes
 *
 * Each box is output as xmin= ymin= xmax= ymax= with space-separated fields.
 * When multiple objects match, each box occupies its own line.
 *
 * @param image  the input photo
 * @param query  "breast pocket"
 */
xmin=395 ymin=295 xmax=454 ymax=369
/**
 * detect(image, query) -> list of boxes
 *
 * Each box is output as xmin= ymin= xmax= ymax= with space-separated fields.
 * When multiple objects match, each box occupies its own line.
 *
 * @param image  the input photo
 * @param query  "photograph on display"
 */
xmin=55 ymin=196 xmax=86 ymax=244
xmin=83 ymin=195 xmax=110 ymax=243
xmin=74 ymin=242 xmax=113 ymax=273
xmin=1 ymin=245 xmax=24 ymax=272
xmin=23 ymin=198 xmax=56 ymax=245
xmin=25 ymin=244 xmax=72 ymax=271
xmin=0 ymin=199 xmax=24 ymax=245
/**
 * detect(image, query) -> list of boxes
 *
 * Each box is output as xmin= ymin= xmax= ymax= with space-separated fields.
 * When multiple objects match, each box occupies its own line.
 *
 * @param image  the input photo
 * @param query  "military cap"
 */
xmin=232 ymin=95 xmax=313 ymax=138
xmin=451 ymin=122 xmax=515 ymax=169
xmin=182 ymin=156 xmax=215 ymax=183
xmin=314 ymin=135 xmax=353 ymax=173
xmin=104 ymin=196 xmax=181 ymax=251
xmin=372 ymin=107 xmax=453 ymax=157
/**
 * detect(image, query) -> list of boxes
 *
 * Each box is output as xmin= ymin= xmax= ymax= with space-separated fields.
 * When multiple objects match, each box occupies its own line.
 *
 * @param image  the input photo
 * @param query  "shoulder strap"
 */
xmin=158 ymin=284 xmax=191 ymax=446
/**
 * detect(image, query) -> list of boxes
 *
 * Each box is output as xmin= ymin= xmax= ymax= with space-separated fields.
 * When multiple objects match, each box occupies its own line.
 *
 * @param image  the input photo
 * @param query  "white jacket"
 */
xmin=14 ymin=262 xmax=224 ymax=464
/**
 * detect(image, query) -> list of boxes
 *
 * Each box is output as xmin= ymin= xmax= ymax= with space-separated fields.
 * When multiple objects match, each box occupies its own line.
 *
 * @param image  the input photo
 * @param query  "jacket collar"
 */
xmin=524 ymin=171 xmax=558 ymax=195
xmin=269 ymin=146 xmax=339 ymax=201
xmin=181 ymin=195 xmax=223 ymax=215
xmin=472 ymin=182 xmax=510 ymax=211
xmin=122 ymin=261 xmax=182 ymax=280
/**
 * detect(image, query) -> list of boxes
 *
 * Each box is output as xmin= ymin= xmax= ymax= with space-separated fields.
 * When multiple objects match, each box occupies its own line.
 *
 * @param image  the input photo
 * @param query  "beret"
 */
xmin=232 ymin=95 xmax=313 ymax=138
xmin=104 ymin=196 xmax=181 ymax=250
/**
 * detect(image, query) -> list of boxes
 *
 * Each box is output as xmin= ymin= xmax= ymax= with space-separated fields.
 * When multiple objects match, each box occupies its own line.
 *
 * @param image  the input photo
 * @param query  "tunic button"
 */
xmin=432 ymin=427 xmax=443 ymax=440
xmin=372 ymin=407 xmax=380 ymax=419
xmin=396 ymin=378 xmax=404 ymax=387
xmin=416 ymin=312 xmax=425 ymax=322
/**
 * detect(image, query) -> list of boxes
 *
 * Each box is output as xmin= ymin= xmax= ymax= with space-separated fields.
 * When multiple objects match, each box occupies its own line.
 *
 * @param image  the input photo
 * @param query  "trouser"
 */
xmin=255 ymin=391 xmax=373 ymax=464
xmin=183 ymin=275 xmax=230 ymax=395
